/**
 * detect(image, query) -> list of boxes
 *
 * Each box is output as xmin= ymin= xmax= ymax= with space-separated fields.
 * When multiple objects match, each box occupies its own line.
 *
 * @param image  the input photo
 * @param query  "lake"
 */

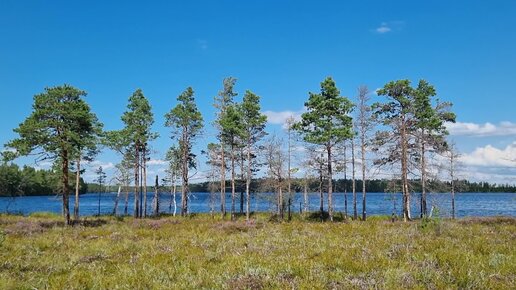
xmin=0 ymin=191 xmax=514 ymax=217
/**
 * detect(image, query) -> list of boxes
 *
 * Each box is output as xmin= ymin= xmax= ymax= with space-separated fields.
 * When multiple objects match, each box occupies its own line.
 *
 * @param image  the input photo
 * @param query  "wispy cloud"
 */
xmin=373 ymin=21 xmax=404 ymax=34
xmin=87 ymin=160 xmax=115 ymax=170
xmin=446 ymin=121 xmax=516 ymax=137
xmin=147 ymin=159 xmax=167 ymax=166
xmin=376 ymin=26 xmax=391 ymax=34
xmin=262 ymin=109 xmax=303 ymax=129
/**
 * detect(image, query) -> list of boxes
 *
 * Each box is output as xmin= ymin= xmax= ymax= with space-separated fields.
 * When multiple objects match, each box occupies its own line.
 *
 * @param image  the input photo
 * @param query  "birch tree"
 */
xmin=165 ymin=145 xmax=181 ymax=216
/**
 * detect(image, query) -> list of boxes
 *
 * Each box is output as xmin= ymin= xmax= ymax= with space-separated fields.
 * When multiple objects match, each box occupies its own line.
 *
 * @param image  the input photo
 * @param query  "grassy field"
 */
xmin=0 ymin=213 xmax=514 ymax=289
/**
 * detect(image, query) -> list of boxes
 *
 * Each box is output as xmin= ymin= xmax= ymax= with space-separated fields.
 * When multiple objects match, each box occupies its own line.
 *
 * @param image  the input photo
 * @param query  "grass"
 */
xmin=0 ymin=213 xmax=515 ymax=289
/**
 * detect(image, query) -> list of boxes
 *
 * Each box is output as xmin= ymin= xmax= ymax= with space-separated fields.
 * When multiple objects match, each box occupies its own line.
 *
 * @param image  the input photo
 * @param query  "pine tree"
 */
xmin=3 ymin=85 xmax=102 ymax=225
xmin=293 ymin=77 xmax=354 ymax=221
xmin=165 ymin=87 xmax=203 ymax=216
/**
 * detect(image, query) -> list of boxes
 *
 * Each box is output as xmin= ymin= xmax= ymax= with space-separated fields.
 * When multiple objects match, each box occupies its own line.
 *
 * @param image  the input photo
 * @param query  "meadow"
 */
xmin=0 ymin=213 xmax=514 ymax=289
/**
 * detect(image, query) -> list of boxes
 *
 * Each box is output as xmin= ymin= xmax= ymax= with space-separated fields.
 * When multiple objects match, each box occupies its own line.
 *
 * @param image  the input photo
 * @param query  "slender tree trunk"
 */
xmin=319 ymin=153 xmax=324 ymax=219
xmin=220 ymin=145 xmax=226 ymax=218
xmin=352 ymin=139 xmax=357 ymax=220
xmin=113 ymin=186 xmax=121 ymax=215
xmin=420 ymin=132 xmax=427 ymax=218
xmin=240 ymin=150 xmax=244 ymax=214
xmin=246 ymin=142 xmax=252 ymax=221
xmin=153 ymin=175 xmax=159 ymax=216
xmin=231 ymin=143 xmax=236 ymax=221
xmin=279 ymin=183 xmax=284 ymax=219
xmin=134 ymin=143 xmax=140 ymax=218
xmin=173 ymin=176 xmax=177 ymax=216
xmin=143 ymin=149 xmax=148 ymax=217
xmin=344 ymin=146 xmax=348 ymax=219
xmin=361 ymin=133 xmax=367 ymax=221
xmin=451 ymin=150 xmax=456 ymax=219
xmin=401 ymin=117 xmax=411 ymax=221
xmin=169 ymin=172 xmax=176 ymax=215
xmin=124 ymin=182 xmax=129 ymax=215
xmin=287 ymin=128 xmax=292 ymax=218
xmin=74 ymin=154 xmax=80 ymax=221
xmin=181 ymin=133 xmax=189 ymax=216
xmin=139 ymin=153 xmax=143 ymax=218
xmin=62 ymin=149 xmax=71 ymax=226
xmin=303 ymin=176 xmax=308 ymax=214
xmin=97 ymin=180 xmax=101 ymax=216
xmin=327 ymin=145 xmax=333 ymax=222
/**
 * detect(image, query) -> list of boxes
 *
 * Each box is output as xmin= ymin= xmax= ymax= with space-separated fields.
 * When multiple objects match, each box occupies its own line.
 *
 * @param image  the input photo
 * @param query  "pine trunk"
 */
xmin=420 ymin=132 xmax=427 ymax=218
xmin=143 ymin=149 xmax=148 ymax=217
xmin=327 ymin=145 xmax=333 ymax=222
xmin=62 ymin=149 xmax=71 ymax=226
xmin=134 ymin=143 xmax=140 ymax=218
xmin=74 ymin=154 xmax=80 ymax=221
xmin=220 ymin=146 xmax=226 ymax=218
xmin=230 ymin=143 xmax=236 ymax=221
xmin=246 ymin=143 xmax=251 ymax=221
xmin=401 ymin=116 xmax=411 ymax=221
xmin=352 ymin=138 xmax=357 ymax=220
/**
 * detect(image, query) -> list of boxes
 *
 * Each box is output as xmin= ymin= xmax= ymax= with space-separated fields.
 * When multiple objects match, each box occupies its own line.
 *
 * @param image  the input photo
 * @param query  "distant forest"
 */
xmin=1 ymin=163 xmax=514 ymax=198
xmin=0 ymin=163 xmax=87 ymax=197
xmin=85 ymin=178 xmax=516 ymax=194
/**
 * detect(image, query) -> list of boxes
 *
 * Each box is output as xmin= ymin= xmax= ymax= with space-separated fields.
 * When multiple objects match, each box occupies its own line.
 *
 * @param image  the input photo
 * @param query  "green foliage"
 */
xmin=0 ymin=163 xmax=87 ymax=197
xmin=164 ymin=87 xmax=204 ymax=156
xmin=3 ymin=85 xmax=101 ymax=161
xmin=0 ymin=215 xmax=514 ymax=289
xmin=293 ymin=77 xmax=354 ymax=145
xmin=223 ymin=104 xmax=246 ymax=143
xmin=241 ymin=90 xmax=267 ymax=144
xmin=121 ymin=89 xmax=158 ymax=145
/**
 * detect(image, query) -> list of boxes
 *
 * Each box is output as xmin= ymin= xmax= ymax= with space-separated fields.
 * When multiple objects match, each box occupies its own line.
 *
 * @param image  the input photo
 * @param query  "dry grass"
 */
xmin=0 ymin=213 xmax=514 ymax=289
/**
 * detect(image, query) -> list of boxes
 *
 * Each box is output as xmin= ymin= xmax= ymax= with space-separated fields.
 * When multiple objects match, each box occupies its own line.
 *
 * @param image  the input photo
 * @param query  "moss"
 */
xmin=0 ymin=214 xmax=514 ymax=289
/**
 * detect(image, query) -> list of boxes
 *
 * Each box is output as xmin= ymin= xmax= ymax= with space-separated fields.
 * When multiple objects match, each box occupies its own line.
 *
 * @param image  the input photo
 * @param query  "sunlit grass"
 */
xmin=0 ymin=213 xmax=514 ymax=289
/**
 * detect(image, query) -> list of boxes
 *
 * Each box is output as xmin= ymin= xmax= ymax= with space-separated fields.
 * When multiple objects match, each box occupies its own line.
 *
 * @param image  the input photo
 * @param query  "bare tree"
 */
xmin=447 ymin=142 xmax=460 ymax=219
xmin=264 ymin=135 xmax=287 ymax=219
xmin=356 ymin=86 xmax=374 ymax=220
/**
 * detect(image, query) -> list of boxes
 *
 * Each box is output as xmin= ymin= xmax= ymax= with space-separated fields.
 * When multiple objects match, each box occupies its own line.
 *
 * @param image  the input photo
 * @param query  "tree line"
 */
xmin=3 ymin=77 xmax=491 ymax=225
xmin=0 ymin=163 xmax=87 ymax=197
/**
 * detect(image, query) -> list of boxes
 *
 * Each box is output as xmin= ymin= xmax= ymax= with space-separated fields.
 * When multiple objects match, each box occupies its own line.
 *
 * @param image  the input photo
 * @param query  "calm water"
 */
xmin=0 ymin=192 xmax=514 ymax=218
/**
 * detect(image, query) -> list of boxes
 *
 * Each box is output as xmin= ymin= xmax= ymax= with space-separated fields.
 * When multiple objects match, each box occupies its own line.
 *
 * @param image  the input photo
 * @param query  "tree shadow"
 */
xmin=305 ymin=211 xmax=346 ymax=222
xmin=71 ymin=219 xmax=108 ymax=227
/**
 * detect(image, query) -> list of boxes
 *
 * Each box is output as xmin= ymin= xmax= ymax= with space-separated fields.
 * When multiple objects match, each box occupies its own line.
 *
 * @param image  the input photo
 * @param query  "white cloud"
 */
xmin=262 ymin=109 xmax=303 ymax=129
xmin=87 ymin=160 xmax=115 ymax=170
xmin=446 ymin=121 xmax=516 ymax=137
xmin=444 ymin=142 xmax=516 ymax=184
xmin=376 ymin=26 xmax=391 ymax=34
xmin=459 ymin=142 xmax=516 ymax=167
xmin=147 ymin=159 xmax=167 ymax=166
xmin=373 ymin=21 xmax=404 ymax=34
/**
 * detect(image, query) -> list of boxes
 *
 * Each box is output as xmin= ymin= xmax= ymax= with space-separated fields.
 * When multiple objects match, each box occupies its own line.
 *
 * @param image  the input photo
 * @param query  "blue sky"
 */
xmin=1 ymin=0 xmax=515 ymax=184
